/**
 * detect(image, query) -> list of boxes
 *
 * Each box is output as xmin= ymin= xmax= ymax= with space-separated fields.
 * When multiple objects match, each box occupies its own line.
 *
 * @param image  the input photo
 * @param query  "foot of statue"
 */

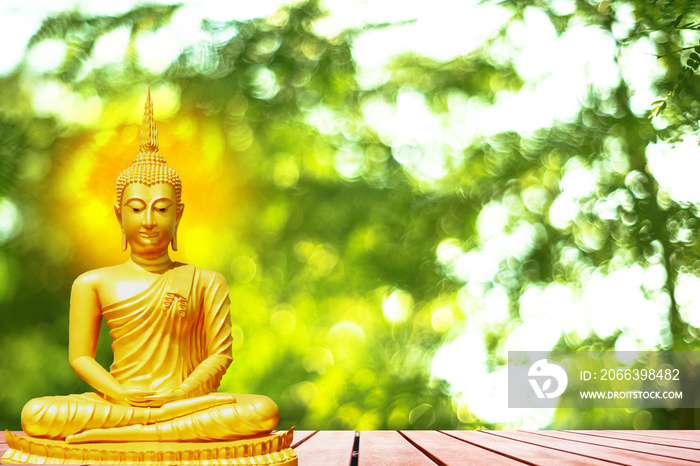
xmin=67 ymin=424 xmax=150 ymax=444
xmin=66 ymin=424 xmax=143 ymax=444
xmin=155 ymin=392 xmax=237 ymax=418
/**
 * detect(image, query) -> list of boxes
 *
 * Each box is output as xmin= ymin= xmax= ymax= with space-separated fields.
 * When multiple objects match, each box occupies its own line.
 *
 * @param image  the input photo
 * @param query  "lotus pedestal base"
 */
xmin=1 ymin=428 xmax=297 ymax=465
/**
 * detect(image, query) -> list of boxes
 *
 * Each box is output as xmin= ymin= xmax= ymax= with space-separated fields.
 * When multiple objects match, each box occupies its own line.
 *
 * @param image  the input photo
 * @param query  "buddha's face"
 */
xmin=115 ymin=183 xmax=183 ymax=256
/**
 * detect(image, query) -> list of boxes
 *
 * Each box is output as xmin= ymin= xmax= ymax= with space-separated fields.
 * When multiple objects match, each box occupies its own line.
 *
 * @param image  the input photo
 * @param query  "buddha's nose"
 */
xmin=143 ymin=209 xmax=155 ymax=227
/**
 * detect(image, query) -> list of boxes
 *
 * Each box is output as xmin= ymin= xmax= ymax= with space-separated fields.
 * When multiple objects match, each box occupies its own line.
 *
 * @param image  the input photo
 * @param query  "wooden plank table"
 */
xmin=2 ymin=430 xmax=699 ymax=464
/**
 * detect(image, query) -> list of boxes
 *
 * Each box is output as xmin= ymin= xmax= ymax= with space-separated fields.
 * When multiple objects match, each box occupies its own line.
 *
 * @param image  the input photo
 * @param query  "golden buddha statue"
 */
xmin=2 ymin=90 xmax=297 ymax=465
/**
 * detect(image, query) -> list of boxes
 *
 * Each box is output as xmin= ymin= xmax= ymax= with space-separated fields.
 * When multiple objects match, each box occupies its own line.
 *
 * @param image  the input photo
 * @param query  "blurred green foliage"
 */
xmin=1 ymin=0 xmax=700 ymax=433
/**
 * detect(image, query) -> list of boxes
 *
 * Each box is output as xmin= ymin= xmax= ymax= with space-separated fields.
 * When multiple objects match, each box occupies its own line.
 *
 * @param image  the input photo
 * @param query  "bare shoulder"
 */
xmin=72 ymin=264 xmax=127 ymax=291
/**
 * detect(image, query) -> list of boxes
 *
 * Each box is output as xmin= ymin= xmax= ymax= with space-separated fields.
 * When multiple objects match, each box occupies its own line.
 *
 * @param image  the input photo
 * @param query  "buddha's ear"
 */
xmin=176 ymin=204 xmax=185 ymax=227
xmin=114 ymin=203 xmax=122 ymax=225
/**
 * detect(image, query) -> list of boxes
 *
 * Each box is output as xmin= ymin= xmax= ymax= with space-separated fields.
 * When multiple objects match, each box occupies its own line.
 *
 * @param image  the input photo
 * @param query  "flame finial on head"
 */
xmin=134 ymin=87 xmax=165 ymax=164
xmin=115 ymin=88 xmax=182 ymax=210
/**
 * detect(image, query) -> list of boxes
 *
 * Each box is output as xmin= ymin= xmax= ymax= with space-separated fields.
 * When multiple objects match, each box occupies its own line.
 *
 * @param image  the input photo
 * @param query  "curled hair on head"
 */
xmin=115 ymin=88 xmax=182 ymax=211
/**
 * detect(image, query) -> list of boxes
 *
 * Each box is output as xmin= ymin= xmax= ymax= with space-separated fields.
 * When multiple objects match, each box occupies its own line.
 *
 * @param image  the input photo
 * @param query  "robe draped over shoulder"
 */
xmin=104 ymin=263 xmax=233 ymax=397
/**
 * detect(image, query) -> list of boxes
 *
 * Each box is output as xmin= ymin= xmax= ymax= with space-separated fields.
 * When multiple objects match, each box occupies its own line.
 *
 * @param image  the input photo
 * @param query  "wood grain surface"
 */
xmin=2 ymin=429 xmax=699 ymax=465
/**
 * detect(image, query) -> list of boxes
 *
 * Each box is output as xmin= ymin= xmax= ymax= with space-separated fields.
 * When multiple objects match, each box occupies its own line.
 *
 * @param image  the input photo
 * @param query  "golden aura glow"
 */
xmin=4 ymin=91 xmax=296 ymax=465
xmin=48 ymin=95 xmax=243 ymax=271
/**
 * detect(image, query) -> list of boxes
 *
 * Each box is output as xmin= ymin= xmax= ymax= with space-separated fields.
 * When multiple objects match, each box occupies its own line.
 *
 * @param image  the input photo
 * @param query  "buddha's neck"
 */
xmin=130 ymin=253 xmax=173 ymax=273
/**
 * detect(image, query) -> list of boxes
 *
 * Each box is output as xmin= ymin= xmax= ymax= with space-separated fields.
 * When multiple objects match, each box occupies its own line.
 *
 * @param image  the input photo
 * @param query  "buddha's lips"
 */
xmin=139 ymin=231 xmax=159 ymax=238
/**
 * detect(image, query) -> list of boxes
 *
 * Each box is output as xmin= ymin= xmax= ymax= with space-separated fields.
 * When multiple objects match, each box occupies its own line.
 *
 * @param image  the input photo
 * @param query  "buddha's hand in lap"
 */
xmin=142 ymin=388 xmax=188 ymax=407
xmin=120 ymin=387 xmax=158 ymax=407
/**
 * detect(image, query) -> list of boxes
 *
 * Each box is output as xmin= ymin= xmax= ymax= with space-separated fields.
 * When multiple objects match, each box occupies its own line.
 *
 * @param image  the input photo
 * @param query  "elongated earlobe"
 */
xmin=173 ymin=204 xmax=184 ymax=251
xmin=121 ymin=230 xmax=127 ymax=251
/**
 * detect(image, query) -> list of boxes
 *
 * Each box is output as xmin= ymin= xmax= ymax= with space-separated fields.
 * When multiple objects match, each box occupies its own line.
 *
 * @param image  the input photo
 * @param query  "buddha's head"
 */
xmin=114 ymin=89 xmax=184 ymax=254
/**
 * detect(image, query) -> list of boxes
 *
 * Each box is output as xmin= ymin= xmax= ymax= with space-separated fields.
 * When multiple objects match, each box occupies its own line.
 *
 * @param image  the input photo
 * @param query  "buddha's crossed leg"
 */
xmin=22 ymin=392 xmax=278 ymax=443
